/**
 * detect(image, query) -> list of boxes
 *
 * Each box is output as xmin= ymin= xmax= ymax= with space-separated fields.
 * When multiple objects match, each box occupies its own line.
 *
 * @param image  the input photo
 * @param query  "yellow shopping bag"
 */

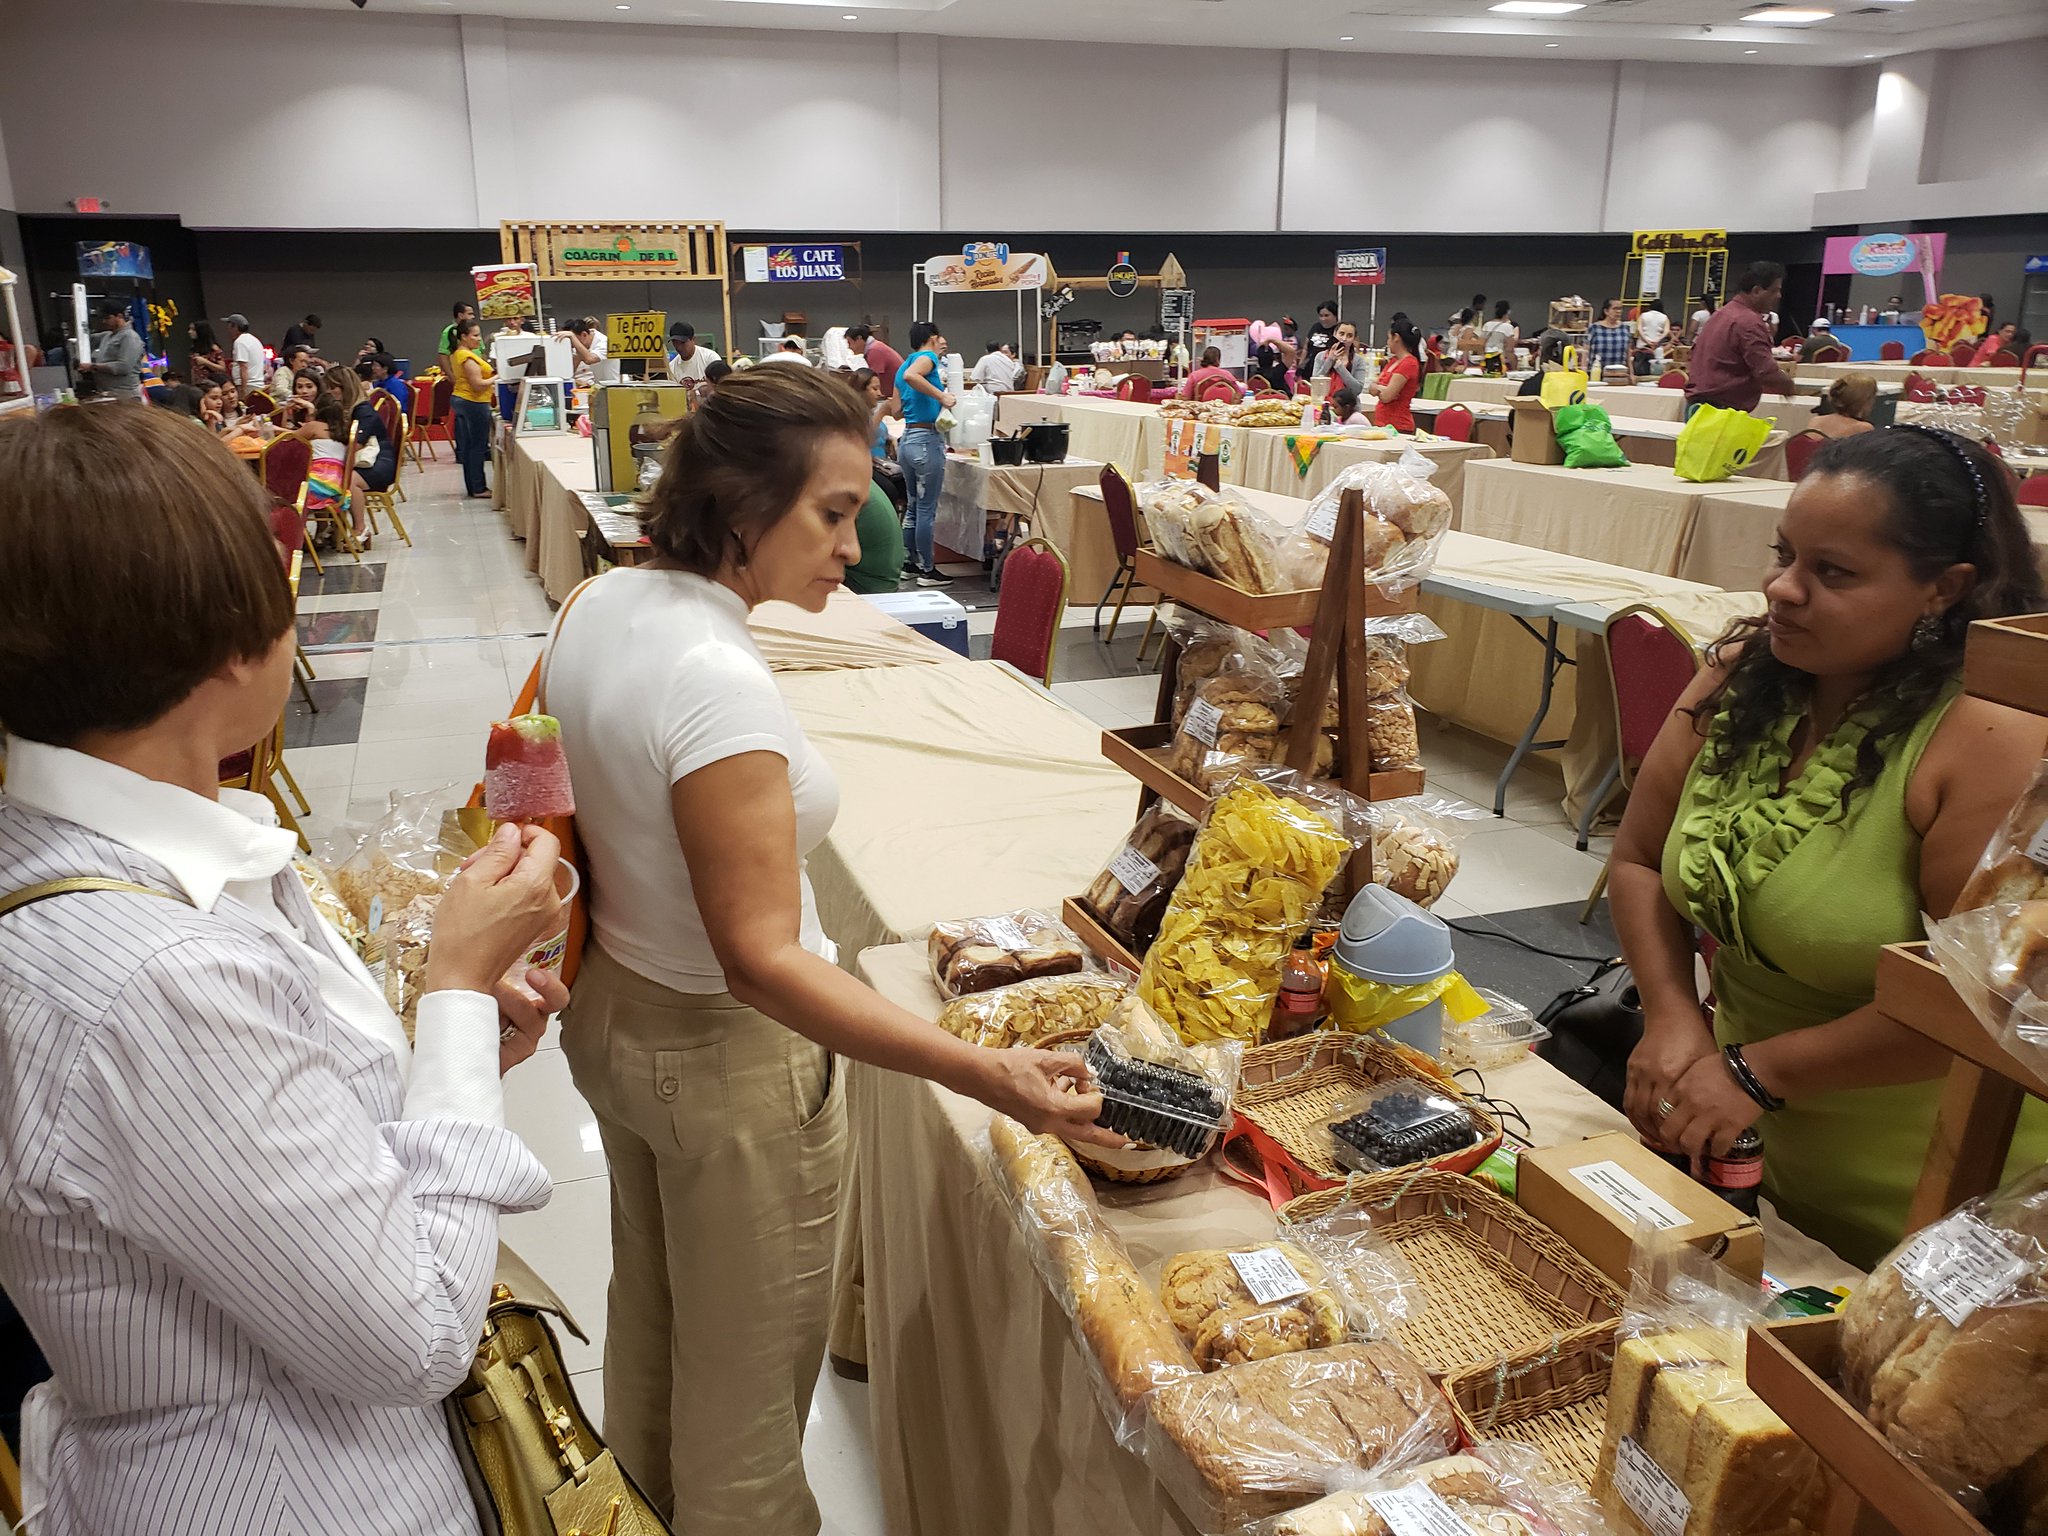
xmin=1674 ymin=402 xmax=1772 ymax=482
xmin=1538 ymin=345 xmax=1588 ymax=410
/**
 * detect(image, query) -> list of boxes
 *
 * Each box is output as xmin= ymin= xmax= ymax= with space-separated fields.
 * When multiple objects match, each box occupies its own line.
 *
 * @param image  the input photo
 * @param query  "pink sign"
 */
xmin=1822 ymin=231 xmax=1945 ymax=302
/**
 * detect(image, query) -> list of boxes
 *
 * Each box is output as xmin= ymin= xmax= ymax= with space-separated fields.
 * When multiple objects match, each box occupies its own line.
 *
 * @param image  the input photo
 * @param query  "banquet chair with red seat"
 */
xmin=2017 ymin=477 xmax=2048 ymax=510
xmin=1982 ymin=351 xmax=2020 ymax=370
xmin=1115 ymin=374 xmax=1151 ymax=402
xmin=1784 ymin=430 xmax=1827 ymax=482
xmin=1950 ymin=343 xmax=1978 ymax=366
xmin=259 ymin=435 xmax=320 ymax=571
xmin=1880 ymin=341 xmax=1906 ymax=361
xmin=1434 ymin=404 xmax=1475 ymax=443
xmin=1657 ymin=369 xmax=1687 ymax=389
xmin=1094 ymin=463 xmax=1159 ymax=659
xmin=244 ymin=389 xmax=277 ymax=416
xmin=360 ymin=408 xmax=413 ymax=547
xmin=989 ymin=537 xmax=1070 ymax=688
xmin=2024 ymin=345 xmax=2048 ymax=375
xmin=1807 ymin=344 xmax=1849 ymax=364
xmin=1909 ymin=350 xmax=1945 ymax=367
xmin=1903 ymin=374 xmax=1936 ymax=401
xmin=1579 ymin=605 xmax=1702 ymax=917
xmin=371 ymin=390 xmax=406 ymax=499
xmin=1194 ymin=375 xmax=1242 ymax=403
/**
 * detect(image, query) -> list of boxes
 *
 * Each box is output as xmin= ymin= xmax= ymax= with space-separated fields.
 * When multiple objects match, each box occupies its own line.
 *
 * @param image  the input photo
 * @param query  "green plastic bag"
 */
xmin=1674 ymin=402 xmax=1771 ymax=483
xmin=1421 ymin=369 xmax=1453 ymax=401
xmin=1553 ymin=402 xmax=1628 ymax=469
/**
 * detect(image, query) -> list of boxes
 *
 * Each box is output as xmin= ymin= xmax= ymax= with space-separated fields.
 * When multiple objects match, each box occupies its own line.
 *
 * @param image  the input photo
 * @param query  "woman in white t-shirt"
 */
xmin=542 ymin=364 xmax=1115 ymax=1536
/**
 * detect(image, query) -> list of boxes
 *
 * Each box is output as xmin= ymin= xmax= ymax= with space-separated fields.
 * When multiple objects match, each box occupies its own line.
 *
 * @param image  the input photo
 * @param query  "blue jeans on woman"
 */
xmin=453 ymin=397 xmax=493 ymax=496
xmin=897 ymin=426 xmax=945 ymax=570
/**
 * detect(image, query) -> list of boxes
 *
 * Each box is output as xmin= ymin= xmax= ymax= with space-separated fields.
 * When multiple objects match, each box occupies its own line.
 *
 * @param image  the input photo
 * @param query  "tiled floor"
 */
xmin=285 ymin=458 xmax=1617 ymax=1535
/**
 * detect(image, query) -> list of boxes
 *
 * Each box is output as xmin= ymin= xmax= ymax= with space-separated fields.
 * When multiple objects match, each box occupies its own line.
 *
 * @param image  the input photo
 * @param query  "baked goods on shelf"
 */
xmin=936 ymin=971 xmax=1128 ymax=1049
xmin=1372 ymin=821 xmax=1459 ymax=908
xmin=1138 ymin=481 xmax=1297 ymax=596
xmin=1286 ymin=453 xmax=1454 ymax=595
xmin=1160 ymin=1243 xmax=1347 ymax=1369
xmin=1079 ymin=801 xmax=1197 ymax=956
xmin=1145 ymin=1341 xmax=1460 ymax=1529
xmin=1836 ymin=1168 xmax=2048 ymax=1528
xmin=1595 ymin=1329 xmax=1823 ymax=1536
xmin=927 ymin=908 xmax=1087 ymax=998
xmin=1263 ymin=1448 xmax=1610 ymax=1536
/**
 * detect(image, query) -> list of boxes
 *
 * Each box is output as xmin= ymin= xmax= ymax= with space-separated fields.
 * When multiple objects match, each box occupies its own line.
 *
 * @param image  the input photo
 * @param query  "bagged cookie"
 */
xmin=936 ymin=971 xmax=1129 ymax=1049
xmin=1081 ymin=801 xmax=1198 ymax=956
xmin=1166 ymin=642 xmax=1291 ymax=793
xmin=327 ymin=787 xmax=457 ymax=929
xmin=1257 ymin=1444 xmax=1613 ymax=1536
xmin=1285 ymin=451 xmax=1454 ymax=596
xmin=928 ymin=908 xmax=1089 ymax=998
xmin=1161 ymin=1242 xmax=1348 ymax=1370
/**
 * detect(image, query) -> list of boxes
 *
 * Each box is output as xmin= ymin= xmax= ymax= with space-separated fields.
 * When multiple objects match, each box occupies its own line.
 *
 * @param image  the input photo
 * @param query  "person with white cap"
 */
xmin=222 ymin=314 xmax=268 ymax=398
xmin=1799 ymin=316 xmax=1845 ymax=363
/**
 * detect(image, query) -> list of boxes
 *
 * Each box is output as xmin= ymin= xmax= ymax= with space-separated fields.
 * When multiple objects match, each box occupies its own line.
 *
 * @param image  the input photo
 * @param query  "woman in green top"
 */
xmin=1614 ymin=427 xmax=2048 ymax=1268
xmin=836 ymin=367 xmax=904 ymax=593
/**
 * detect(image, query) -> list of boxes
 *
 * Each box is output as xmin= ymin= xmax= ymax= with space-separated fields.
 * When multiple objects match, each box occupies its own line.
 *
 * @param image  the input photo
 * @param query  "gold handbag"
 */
xmin=448 ymin=1245 xmax=672 ymax=1536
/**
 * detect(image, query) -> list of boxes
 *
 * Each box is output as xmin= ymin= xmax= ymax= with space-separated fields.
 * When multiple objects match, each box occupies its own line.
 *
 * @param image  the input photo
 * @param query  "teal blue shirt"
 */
xmin=897 ymin=349 xmax=942 ymax=426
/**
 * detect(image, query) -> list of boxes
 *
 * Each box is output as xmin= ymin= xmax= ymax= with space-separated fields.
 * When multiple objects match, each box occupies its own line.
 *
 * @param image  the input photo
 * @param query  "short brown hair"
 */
xmin=0 ymin=404 xmax=294 ymax=744
xmin=640 ymin=365 xmax=871 ymax=574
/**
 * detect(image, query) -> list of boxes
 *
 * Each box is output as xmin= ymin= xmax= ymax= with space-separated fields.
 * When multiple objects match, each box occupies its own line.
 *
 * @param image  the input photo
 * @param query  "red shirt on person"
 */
xmin=1684 ymin=303 xmax=1794 ymax=413
xmin=1373 ymin=354 xmax=1420 ymax=433
xmin=862 ymin=338 xmax=905 ymax=395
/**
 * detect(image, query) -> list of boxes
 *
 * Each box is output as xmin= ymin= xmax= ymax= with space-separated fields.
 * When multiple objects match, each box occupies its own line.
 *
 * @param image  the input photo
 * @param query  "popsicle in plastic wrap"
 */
xmin=484 ymin=713 xmax=576 ymax=821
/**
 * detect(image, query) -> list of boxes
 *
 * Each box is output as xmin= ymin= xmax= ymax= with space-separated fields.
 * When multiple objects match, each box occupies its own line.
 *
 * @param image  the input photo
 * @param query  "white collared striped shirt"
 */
xmin=0 ymin=743 xmax=552 ymax=1535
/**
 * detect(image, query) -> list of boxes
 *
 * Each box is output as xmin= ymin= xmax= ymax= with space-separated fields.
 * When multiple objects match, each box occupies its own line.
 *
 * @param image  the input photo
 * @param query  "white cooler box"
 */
xmin=859 ymin=590 xmax=970 ymax=656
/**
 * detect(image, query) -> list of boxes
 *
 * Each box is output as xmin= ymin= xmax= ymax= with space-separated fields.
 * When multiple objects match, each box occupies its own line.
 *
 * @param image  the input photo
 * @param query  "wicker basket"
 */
xmin=1227 ymin=1031 xmax=1503 ymax=1201
xmin=1443 ymin=1323 xmax=1617 ymax=1491
xmin=1037 ymin=1028 xmax=1202 ymax=1186
xmin=1280 ymin=1170 xmax=1621 ymax=1376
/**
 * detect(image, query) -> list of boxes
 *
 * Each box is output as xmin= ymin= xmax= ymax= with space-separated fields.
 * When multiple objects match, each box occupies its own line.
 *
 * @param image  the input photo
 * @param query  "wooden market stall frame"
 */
xmin=1745 ymin=611 xmax=2048 ymax=1536
xmin=913 ymin=252 xmax=1190 ymax=368
xmin=728 ymin=240 xmax=862 ymax=363
xmin=500 ymin=220 xmax=733 ymax=360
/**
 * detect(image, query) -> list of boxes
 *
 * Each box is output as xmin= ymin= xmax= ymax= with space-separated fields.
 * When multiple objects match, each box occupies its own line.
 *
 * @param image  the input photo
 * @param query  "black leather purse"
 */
xmin=1535 ymin=960 xmax=1642 ymax=1112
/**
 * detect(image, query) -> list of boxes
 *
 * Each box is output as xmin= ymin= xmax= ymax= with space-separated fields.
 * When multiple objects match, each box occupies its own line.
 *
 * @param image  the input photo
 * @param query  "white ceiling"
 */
xmin=170 ymin=0 xmax=2048 ymax=66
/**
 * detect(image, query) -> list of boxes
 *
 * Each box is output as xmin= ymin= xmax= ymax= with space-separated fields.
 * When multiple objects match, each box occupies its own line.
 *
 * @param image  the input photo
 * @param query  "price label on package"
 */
xmin=2026 ymin=820 xmax=2048 ymax=866
xmin=1613 ymin=1437 xmax=1690 ymax=1536
xmin=1364 ymin=1485 xmax=1474 ymax=1536
xmin=1107 ymin=844 xmax=1161 ymax=896
xmin=1183 ymin=696 xmax=1223 ymax=746
xmin=1568 ymin=1160 xmax=1691 ymax=1232
xmin=1897 ymin=1212 xmax=2029 ymax=1327
xmin=1228 ymin=1248 xmax=1309 ymax=1305
xmin=1302 ymin=496 xmax=1339 ymax=545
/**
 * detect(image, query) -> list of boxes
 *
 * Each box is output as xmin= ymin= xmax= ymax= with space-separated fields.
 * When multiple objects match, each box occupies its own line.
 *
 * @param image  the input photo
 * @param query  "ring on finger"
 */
xmin=499 ymin=1022 xmax=521 ymax=1042
xmin=1657 ymin=1099 xmax=1676 ymax=1118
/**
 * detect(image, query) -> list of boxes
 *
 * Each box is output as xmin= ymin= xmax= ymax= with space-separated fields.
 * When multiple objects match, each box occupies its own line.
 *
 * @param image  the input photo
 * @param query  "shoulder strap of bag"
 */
xmin=522 ymin=574 xmax=602 ymax=717
xmin=0 ymin=877 xmax=191 ymax=920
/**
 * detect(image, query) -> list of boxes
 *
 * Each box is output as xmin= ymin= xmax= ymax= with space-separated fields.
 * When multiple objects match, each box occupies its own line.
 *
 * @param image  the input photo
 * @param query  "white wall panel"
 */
xmin=0 ymin=0 xmax=474 ymax=228
xmin=1930 ymin=38 xmax=2048 ymax=187
xmin=935 ymin=38 xmax=1285 ymax=233
xmin=1309 ymin=55 xmax=1617 ymax=233
xmin=1605 ymin=63 xmax=1852 ymax=232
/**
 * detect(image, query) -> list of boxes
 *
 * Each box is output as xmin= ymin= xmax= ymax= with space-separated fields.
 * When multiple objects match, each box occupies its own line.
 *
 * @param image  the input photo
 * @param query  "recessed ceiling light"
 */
xmin=1545 ymin=42 xmax=1561 ymax=47
xmin=1744 ymin=48 xmax=1759 ymax=53
xmin=1339 ymin=34 xmax=1354 ymax=41
xmin=1490 ymin=1 xmax=1585 ymax=13
xmin=1741 ymin=7 xmax=1833 ymax=21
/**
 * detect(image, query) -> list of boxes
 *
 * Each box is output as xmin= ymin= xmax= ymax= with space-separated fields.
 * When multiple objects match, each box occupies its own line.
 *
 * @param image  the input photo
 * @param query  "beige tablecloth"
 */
xmin=502 ymin=434 xmax=603 ymax=602
xmin=934 ymin=454 xmax=1120 ymax=593
xmin=849 ymin=941 xmax=1861 ymax=1536
xmin=1413 ymin=398 xmax=1512 ymax=457
xmin=1446 ymin=376 xmax=1528 ymax=406
xmin=1026 ymin=396 xmax=1164 ymax=473
xmin=1460 ymin=460 xmax=1782 ymax=578
xmin=751 ymin=590 xmax=968 ymax=672
xmin=1584 ymin=384 xmax=1687 ymax=422
xmin=1674 ymin=483 xmax=1796 ymax=591
xmin=1229 ymin=430 xmax=1495 ymax=515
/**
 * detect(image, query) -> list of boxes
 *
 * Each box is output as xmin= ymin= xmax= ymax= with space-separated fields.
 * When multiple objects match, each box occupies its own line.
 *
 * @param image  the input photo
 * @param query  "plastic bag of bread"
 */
xmin=1143 ymin=1341 xmax=1462 ymax=1532
xmin=936 ymin=971 xmax=1128 ymax=1049
xmin=986 ymin=1117 xmax=1202 ymax=1446
xmin=928 ymin=908 xmax=1089 ymax=998
xmin=1256 ymin=1443 xmax=1615 ymax=1536
xmin=1080 ymin=801 xmax=1198 ymax=956
xmin=1363 ymin=795 xmax=1483 ymax=909
xmin=1285 ymin=450 xmax=1454 ymax=596
xmin=1139 ymin=478 xmax=1209 ymax=568
xmin=1140 ymin=771 xmax=1360 ymax=1044
xmin=1928 ymin=764 xmax=2048 ymax=1076
xmin=1595 ymin=1236 xmax=1823 ymax=1536
xmin=327 ymin=787 xmax=456 ymax=929
xmin=1139 ymin=479 xmax=1295 ymax=594
xmin=376 ymin=893 xmax=441 ymax=1044
xmin=1166 ymin=634 xmax=1293 ymax=792
xmin=1161 ymin=1242 xmax=1350 ymax=1370
xmin=1836 ymin=1164 xmax=2048 ymax=1529
xmin=1164 ymin=609 xmax=1292 ymax=733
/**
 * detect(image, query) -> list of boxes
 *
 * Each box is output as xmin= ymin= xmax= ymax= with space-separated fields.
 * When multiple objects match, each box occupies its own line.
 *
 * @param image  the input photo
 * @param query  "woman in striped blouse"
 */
xmin=0 ymin=403 xmax=568 ymax=1535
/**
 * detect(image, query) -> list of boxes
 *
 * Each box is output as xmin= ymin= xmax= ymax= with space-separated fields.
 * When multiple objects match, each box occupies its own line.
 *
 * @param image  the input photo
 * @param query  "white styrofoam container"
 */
xmin=859 ymin=590 xmax=971 ymax=655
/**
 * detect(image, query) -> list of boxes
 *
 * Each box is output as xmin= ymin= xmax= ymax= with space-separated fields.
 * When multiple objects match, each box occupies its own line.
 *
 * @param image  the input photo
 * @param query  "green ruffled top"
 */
xmin=1661 ymin=675 xmax=2046 ymax=1269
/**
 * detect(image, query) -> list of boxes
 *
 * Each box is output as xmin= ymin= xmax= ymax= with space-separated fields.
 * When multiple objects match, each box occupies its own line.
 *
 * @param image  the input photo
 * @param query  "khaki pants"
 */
xmin=562 ymin=943 xmax=846 ymax=1536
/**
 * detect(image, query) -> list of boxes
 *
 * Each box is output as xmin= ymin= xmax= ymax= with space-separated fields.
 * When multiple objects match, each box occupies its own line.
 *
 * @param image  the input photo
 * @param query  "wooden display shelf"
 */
xmin=1101 ymin=723 xmax=1427 ymax=818
xmin=1964 ymin=614 xmax=2048 ymax=716
xmin=1060 ymin=896 xmax=1141 ymax=975
xmin=1746 ymin=1315 xmax=1988 ymax=1536
xmin=1133 ymin=547 xmax=1415 ymax=632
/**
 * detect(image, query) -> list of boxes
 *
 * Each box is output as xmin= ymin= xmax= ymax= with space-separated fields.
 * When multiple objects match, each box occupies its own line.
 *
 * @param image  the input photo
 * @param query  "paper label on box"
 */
xmin=2026 ymin=820 xmax=2048 ymax=866
xmin=1613 ymin=1436 xmax=1690 ymax=1536
xmin=1567 ymin=1160 xmax=1691 ymax=1233
xmin=1896 ymin=1212 xmax=2028 ymax=1327
xmin=1183 ymin=697 xmax=1223 ymax=747
xmin=1107 ymin=844 xmax=1162 ymax=896
xmin=1303 ymin=496 xmax=1339 ymax=545
xmin=978 ymin=915 xmax=1032 ymax=950
xmin=1228 ymin=1248 xmax=1310 ymax=1305
xmin=1364 ymin=1485 xmax=1474 ymax=1536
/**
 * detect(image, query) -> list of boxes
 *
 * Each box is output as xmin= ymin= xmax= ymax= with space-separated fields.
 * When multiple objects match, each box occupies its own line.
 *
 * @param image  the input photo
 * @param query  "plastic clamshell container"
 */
xmin=1329 ymin=1076 xmax=1482 ymax=1173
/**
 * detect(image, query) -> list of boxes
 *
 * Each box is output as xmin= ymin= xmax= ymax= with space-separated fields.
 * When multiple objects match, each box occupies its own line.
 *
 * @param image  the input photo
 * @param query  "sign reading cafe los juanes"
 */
xmin=740 ymin=244 xmax=848 ymax=283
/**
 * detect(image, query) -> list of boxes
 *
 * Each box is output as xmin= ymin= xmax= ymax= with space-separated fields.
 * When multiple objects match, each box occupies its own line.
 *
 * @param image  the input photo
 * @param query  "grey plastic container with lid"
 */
xmin=1328 ymin=884 xmax=1454 ymax=1057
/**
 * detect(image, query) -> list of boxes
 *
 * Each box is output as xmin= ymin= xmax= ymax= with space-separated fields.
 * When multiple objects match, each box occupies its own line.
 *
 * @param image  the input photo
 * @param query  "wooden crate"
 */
xmin=1746 ymin=1315 xmax=1989 ymax=1536
xmin=1100 ymin=723 xmax=1425 ymax=819
xmin=1060 ymin=895 xmax=1140 ymax=974
xmin=1134 ymin=548 xmax=1412 ymax=631
xmin=1964 ymin=614 xmax=2048 ymax=715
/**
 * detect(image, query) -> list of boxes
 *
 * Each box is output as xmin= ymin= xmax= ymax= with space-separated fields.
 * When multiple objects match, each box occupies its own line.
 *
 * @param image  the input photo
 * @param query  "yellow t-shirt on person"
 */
xmin=451 ymin=347 xmax=495 ymax=403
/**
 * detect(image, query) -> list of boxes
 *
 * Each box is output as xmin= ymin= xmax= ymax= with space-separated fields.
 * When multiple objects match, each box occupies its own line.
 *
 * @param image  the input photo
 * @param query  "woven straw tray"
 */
xmin=1281 ymin=1170 xmax=1621 ymax=1377
xmin=1443 ymin=1322 xmax=1616 ymax=1491
xmin=1229 ymin=1031 xmax=1503 ymax=1200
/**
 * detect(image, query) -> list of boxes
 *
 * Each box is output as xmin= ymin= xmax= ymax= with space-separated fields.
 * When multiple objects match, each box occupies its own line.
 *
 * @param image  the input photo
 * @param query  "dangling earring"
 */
xmin=1911 ymin=614 xmax=1943 ymax=653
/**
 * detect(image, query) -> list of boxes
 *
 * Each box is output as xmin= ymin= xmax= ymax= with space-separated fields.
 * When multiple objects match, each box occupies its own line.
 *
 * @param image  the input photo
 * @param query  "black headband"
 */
xmin=1894 ymin=422 xmax=1991 ymax=528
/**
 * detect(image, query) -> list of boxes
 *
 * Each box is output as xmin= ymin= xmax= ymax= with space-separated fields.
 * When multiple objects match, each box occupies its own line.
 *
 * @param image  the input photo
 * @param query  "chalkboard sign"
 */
xmin=1161 ymin=288 xmax=1195 ymax=330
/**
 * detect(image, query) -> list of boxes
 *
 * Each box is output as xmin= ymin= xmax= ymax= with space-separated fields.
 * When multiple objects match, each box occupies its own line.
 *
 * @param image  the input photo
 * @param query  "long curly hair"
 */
xmin=1689 ymin=428 xmax=2042 ymax=811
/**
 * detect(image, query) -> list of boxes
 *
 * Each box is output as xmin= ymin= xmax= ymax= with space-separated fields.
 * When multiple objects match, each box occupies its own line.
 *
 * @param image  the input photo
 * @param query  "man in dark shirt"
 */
xmin=280 ymin=313 xmax=322 ymax=356
xmin=1300 ymin=301 xmax=1341 ymax=380
xmin=1685 ymin=262 xmax=1795 ymax=415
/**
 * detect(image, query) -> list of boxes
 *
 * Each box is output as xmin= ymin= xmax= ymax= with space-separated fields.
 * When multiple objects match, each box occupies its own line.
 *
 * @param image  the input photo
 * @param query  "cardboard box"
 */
xmin=1508 ymin=395 xmax=1563 ymax=464
xmin=1517 ymin=1133 xmax=1763 ymax=1286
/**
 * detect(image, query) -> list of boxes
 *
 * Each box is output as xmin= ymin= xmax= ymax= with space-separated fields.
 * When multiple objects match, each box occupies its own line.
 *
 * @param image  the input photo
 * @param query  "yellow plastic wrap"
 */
xmin=1324 ymin=968 xmax=1490 ymax=1037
